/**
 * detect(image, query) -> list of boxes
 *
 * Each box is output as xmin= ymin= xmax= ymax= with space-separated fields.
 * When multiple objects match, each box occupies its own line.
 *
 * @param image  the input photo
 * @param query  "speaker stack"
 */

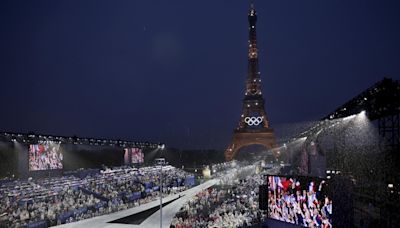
xmin=259 ymin=184 xmax=268 ymax=210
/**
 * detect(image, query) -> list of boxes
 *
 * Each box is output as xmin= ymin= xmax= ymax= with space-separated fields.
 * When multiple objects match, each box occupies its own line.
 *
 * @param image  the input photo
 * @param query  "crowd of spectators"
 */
xmin=171 ymin=165 xmax=266 ymax=228
xmin=0 ymin=165 xmax=195 ymax=228
xmin=171 ymin=163 xmax=332 ymax=228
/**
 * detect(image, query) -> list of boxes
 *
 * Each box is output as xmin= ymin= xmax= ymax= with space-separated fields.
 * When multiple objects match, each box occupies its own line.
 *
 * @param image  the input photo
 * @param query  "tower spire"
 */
xmin=239 ymin=2 xmax=270 ymax=129
xmin=246 ymin=1 xmax=261 ymax=98
xmin=250 ymin=0 xmax=255 ymax=9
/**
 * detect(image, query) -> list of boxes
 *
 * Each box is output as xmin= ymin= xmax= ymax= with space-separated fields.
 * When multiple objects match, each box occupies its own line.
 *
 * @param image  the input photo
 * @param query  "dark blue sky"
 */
xmin=0 ymin=0 xmax=399 ymax=149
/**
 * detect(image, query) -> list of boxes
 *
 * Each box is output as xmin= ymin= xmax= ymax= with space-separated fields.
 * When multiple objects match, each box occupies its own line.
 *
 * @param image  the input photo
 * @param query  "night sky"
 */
xmin=0 ymin=0 xmax=399 ymax=149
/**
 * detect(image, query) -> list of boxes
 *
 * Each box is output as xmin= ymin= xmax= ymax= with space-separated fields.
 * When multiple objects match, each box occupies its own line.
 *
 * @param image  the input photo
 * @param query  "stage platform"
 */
xmin=57 ymin=179 xmax=218 ymax=228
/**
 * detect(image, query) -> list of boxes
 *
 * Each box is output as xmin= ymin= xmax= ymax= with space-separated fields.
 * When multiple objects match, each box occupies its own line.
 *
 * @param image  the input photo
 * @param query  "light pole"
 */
xmin=155 ymin=144 xmax=165 ymax=228
xmin=160 ymin=159 xmax=163 ymax=228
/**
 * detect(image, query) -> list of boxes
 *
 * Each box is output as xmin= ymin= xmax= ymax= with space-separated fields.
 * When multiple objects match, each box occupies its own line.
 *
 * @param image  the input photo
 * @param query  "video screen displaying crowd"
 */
xmin=268 ymin=176 xmax=333 ymax=227
xmin=28 ymin=143 xmax=63 ymax=171
xmin=123 ymin=148 xmax=144 ymax=165
xmin=0 ymin=165 xmax=195 ymax=228
xmin=171 ymin=165 xmax=266 ymax=228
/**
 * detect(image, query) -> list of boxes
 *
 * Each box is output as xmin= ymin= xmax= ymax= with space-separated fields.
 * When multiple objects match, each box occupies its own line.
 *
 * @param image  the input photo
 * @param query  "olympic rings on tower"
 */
xmin=244 ymin=116 xmax=263 ymax=126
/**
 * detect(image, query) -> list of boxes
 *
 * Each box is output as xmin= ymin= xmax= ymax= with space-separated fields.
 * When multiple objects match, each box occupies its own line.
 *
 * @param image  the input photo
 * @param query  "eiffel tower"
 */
xmin=225 ymin=2 xmax=276 ymax=161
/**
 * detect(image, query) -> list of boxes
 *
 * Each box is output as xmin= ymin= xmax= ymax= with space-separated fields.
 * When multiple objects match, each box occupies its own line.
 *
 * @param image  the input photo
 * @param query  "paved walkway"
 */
xmin=58 ymin=179 xmax=218 ymax=228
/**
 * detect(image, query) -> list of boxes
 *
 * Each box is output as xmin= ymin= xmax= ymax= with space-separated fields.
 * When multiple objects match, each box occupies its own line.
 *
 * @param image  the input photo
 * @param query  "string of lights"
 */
xmin=0 ymin=132 xmax=164 ymax=149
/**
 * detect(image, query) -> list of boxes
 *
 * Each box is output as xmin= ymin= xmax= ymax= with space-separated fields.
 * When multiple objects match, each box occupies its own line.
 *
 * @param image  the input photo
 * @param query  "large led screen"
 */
xmin=124 ymin=148 xmax=144 ymax=164
xmin=131 ymin=148 xmax=143 ymax=163
xmin=29 ymin=141 xmax=63 ymax=171
xmin=267 ymin=176 xmax=332 ymax=227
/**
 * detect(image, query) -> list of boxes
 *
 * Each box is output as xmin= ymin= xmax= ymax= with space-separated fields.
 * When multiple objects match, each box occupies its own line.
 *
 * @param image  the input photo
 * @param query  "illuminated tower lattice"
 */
xmin=225 ymin=3 xmax=276 ymax=161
